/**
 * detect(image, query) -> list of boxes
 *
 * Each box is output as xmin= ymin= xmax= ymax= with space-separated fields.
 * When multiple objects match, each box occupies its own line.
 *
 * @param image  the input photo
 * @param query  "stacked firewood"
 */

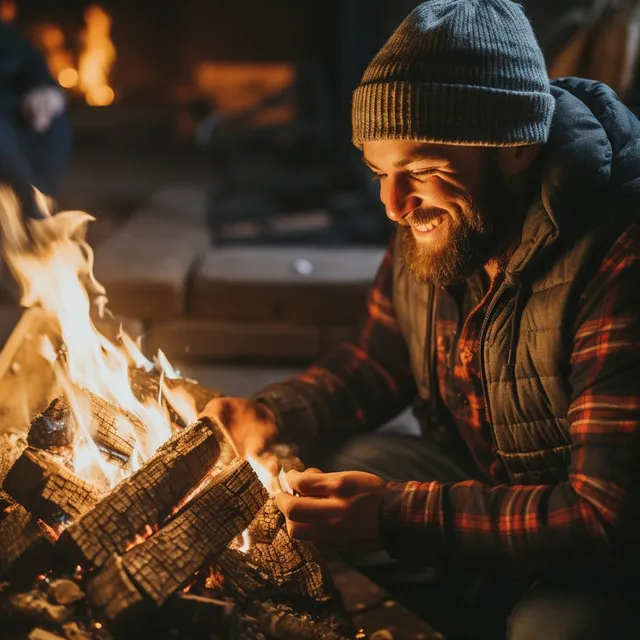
xmin=0 ymin=368 xmax=355 ymax=640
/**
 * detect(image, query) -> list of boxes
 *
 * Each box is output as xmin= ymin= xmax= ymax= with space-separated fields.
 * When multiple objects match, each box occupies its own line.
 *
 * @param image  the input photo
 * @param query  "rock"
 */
xmin=49 ymin=579 xmax=85 ymax=606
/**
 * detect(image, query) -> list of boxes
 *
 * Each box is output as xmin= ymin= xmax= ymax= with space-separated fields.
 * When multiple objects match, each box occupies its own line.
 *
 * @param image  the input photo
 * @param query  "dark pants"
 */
xmin=318 ymin=433 xmax=640 ymax=640
xmin=0 ymin=107 xmax=72 ymax=218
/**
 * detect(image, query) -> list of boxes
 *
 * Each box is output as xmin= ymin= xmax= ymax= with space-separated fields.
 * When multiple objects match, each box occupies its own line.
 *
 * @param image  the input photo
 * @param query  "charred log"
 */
xmin=57 ymin=418 xmax=223 ymax=568
xmin=128 ymin=366 xmax=222 ymax=425
xmin=249 ymin=601 xmax=354 ymax=640
xmin=0 ymin=504 xmax=54 ymax=582
xmin=27 ymin=394 xmax=146 ymax=466
xmin=219 ymin=499 xmax=331 ymax=602
xmin=122 ymin=457 xmax=266 ymax=607
xmin=86 ymin=458 xmax=266 ymax=627
xmin=2 ymin=448 xmax=101 ymax=524
xmin=85 ymin=553 xmax=145 ymax=627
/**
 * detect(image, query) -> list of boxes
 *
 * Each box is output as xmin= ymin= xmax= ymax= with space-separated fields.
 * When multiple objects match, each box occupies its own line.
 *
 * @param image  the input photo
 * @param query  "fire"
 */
xmin=31 ymin=24 xmax=76 ymax=88
xmin=34 ymin=5 xmax=116 ymax=106
xmin=236 ymin=529 xmax=251 ymax=554
xmin=0 ymin=187 xmax=185 ymax=490
xmin=78 ymin=5 xmax=116 ymax=106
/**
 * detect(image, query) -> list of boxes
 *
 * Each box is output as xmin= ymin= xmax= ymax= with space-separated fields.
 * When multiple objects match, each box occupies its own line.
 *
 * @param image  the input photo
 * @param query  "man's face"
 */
xmin=362 ymin=140 xmax=516 ymax=286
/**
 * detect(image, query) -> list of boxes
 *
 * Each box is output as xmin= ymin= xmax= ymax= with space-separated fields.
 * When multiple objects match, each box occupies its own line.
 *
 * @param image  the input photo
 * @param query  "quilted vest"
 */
xmin=392 ymin=202 xmax=623 ymax=485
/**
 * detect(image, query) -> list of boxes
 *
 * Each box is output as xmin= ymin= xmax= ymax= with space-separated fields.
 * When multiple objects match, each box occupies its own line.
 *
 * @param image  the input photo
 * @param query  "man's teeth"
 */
xmin=414 ymin=215 xmax=445 ymax=232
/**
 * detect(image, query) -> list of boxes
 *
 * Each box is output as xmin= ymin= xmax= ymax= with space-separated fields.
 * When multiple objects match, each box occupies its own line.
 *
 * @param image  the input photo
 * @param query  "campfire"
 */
xmin=30 ymin=4 xmax=116 ymax=107
xmin=0 ymin=189 xmax=354 ymax=640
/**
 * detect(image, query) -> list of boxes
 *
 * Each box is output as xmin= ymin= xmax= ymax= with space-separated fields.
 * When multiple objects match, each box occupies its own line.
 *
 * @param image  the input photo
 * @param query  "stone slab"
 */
xmin=142 ymin=183 xmax=211 ymax=224
xmin=94 ymin=212 xmax=210 ymax=321
xmin=192 ymin=246 xmax=384 ymax=325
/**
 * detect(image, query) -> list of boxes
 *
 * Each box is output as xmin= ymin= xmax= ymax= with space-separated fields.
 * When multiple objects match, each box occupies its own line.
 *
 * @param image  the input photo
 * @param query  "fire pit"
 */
xmin=0 ymin=190 xmax=356 ymax=639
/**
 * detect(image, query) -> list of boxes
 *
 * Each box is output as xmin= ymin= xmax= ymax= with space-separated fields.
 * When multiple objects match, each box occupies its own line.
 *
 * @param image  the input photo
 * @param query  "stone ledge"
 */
xmin=94 ymin=213 xmax=210 ymax=321
xmin=192 ymin=246 xmax=383 ymax=325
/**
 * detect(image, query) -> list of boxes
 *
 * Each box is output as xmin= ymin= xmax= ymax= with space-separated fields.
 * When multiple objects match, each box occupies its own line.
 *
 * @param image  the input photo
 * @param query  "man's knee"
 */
xmin=321 ymin=434 xmax=395 ymax=476
xmin=507 ymin=583 xmax=639 ymax=640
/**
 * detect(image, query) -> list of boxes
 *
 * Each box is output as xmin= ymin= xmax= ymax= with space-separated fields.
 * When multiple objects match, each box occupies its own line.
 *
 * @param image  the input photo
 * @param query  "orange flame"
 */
xmin=0 ymin=188 xmax=190 ymax=490
xmin=78 ymin=5 xmax=116 ymax=106
xmin=31 ymin=23 xmax=76 ymax=87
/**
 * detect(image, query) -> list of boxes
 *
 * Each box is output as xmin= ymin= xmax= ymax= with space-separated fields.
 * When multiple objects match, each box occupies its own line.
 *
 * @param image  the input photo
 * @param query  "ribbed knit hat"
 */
xmin=352 ymin=0 xmax=555 ymax=148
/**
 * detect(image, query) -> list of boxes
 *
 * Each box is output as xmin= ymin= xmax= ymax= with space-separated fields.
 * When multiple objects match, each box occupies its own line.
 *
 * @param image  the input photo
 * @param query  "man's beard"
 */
xmin=399 ymin=150 xmax=516 ymax=286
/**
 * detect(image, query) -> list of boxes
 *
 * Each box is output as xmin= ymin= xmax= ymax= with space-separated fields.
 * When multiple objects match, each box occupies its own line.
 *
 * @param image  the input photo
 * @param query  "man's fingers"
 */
xmin=284 ymin=520 xmax=338 ymax=543
xmin=286 ymin=469 xmax=354 ymax=498
xmin=275 ymin=491 xmax=343 ymax=523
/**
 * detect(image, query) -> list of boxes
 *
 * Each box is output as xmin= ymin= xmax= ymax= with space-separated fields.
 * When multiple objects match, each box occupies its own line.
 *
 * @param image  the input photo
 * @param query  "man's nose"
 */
xmin=382 ymin=174 xmax=421 ymax=222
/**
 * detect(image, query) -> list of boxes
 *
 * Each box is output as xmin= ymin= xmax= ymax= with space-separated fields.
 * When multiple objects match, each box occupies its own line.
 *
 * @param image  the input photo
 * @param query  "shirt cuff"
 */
xmin=253 ymin=384 xmax=318 ymax=445
xmin=380 ymin=480 xmax=444 ymax=567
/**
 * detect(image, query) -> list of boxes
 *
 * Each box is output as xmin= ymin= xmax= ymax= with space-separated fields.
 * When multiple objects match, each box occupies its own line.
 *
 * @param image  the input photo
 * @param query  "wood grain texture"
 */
xmin=57 ymin=418 xmax=222 ymax=568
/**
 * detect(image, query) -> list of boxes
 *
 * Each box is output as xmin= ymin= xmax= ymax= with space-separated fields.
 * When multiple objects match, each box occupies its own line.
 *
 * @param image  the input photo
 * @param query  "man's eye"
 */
xmin=370 ymin=172 xmax=386 ymax=182
xmin=410 ymin=169 xmax=437 ymax=180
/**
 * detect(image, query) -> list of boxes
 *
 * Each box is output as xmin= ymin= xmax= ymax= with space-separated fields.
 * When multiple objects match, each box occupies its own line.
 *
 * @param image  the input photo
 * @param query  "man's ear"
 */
xmin=498 ymin=144 xmax=542 ymax=178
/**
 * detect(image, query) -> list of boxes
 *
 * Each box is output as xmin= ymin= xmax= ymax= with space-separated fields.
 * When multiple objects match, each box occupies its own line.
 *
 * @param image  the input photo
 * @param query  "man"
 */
xmin=0 ymin=21 xmax=70 ymax=220
xmin=201 ymin=1 xmax=640 ymax=637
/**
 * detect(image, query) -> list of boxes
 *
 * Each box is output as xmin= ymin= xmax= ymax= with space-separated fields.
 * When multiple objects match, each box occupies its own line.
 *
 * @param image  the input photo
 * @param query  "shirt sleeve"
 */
xmin=381 ymin=223 xmax=640 ymax=573
xmin=254 ymin=234 xmax=417 ymax=445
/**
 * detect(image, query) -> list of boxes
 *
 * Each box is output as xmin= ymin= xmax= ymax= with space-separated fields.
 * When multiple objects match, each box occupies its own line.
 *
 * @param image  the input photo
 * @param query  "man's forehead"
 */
xmin=361 ymin=140 xmax=464 ymax=168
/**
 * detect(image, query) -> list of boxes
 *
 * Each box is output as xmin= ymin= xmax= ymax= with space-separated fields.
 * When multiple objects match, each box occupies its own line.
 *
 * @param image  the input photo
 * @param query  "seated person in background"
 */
xmin=0 ymin=21 xmax=70 ymax=219
xmin=202 ymin=1 xmax=640 ymax=638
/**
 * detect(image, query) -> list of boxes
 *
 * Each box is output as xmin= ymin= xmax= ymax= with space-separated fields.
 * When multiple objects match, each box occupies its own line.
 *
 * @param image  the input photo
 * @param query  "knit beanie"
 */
xmin=352 ymin=0 xmax=555 ymax=148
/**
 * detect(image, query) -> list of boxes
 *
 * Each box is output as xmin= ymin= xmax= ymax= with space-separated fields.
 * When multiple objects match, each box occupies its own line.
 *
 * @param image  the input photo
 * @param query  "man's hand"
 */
xmin=198 ymin=397 xmax=279 ymax=458
xmin=276 ymin=468 xmax=387 ymax=551
xmin=22 ymin=86 xmax=66 ymax=132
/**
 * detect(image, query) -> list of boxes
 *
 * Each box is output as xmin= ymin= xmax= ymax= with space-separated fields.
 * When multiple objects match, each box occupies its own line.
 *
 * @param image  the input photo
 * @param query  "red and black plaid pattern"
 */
xmin=258 ymin=224 xmax=640 ymax=571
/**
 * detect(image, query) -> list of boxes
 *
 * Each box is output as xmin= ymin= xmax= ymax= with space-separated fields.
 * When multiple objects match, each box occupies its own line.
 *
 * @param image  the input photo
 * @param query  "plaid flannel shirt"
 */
xmin=256 ymin=223 xmax=640 ymax=572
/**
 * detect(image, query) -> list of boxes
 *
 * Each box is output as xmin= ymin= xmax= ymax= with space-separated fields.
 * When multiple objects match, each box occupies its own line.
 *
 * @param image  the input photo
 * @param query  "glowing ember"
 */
xmin=124 ymin=524 xmax=157 ymax=552
xmin=0 ymin=187 xmax=189 ymax=490
xmin=204 ymin=565 xmax=225 ymax=590
xmin=78 ymin=5 xmax=116 ymax=106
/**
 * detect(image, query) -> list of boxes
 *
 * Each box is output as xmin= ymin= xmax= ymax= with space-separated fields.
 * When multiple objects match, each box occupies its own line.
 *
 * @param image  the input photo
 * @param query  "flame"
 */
xmin=32 ymin=24 xmax=76 ymax=85
xmin=161 ymin=384 xmax=198 ymax=427
xmin=0 ymin=188 xmax=191 ymax=491
xmin=31 ymin=6 xmax=116 ymax=107
xmin=231 ymin=528 xmax=252 ymax=554
xmin=124 ymin=524 xmax=156 ymax=552
xmin=78 ymin=5 xmax=116 ymax=106
xmin=58 ymin=68 xmax=79 ymax=89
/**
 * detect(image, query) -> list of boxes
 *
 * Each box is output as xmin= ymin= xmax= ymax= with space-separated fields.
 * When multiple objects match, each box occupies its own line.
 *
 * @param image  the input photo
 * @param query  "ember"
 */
xmin=0 ymin=192 xmax=355 ymax=637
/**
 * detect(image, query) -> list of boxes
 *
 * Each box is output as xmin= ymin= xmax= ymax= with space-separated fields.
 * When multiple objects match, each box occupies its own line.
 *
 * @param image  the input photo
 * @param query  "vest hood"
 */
xmin=509 ymin=78 xmax=640 ymax=278
xmin=542 ymin=78 xmax=640 ymax=226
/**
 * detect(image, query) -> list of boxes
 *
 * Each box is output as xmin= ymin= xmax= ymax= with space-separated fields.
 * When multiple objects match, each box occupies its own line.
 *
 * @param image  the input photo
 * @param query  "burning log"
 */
xmin=57 ymin=418 xmax=223 ymax=568
xmin=27 ymin=394 xmax=146 ymax=466
xmin=219 ymin=499 xmax=331 ymax=602
xmin=87 ymin=457 xmax=267 ymax=626
xmin=167 ymin=376 xmax=223 ymax=414
xmin=250 ymin=600 xmax=354 ymax=640
xmin=128 ymin=366 xmax=222 ymax=424
xmin=122 ymin=456 xmax=266 ymax=606
xmin=85 ymin=554 xmax=145 ymax=626
xmin=0 ymin=503 xmax=54 ymax=582
xmin=2 ymin=448 xmax=102 ymax=524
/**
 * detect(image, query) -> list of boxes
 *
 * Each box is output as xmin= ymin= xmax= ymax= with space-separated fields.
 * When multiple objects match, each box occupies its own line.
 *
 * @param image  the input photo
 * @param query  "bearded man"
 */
xmin=201 ymin=1 xmax=640 ymax=637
